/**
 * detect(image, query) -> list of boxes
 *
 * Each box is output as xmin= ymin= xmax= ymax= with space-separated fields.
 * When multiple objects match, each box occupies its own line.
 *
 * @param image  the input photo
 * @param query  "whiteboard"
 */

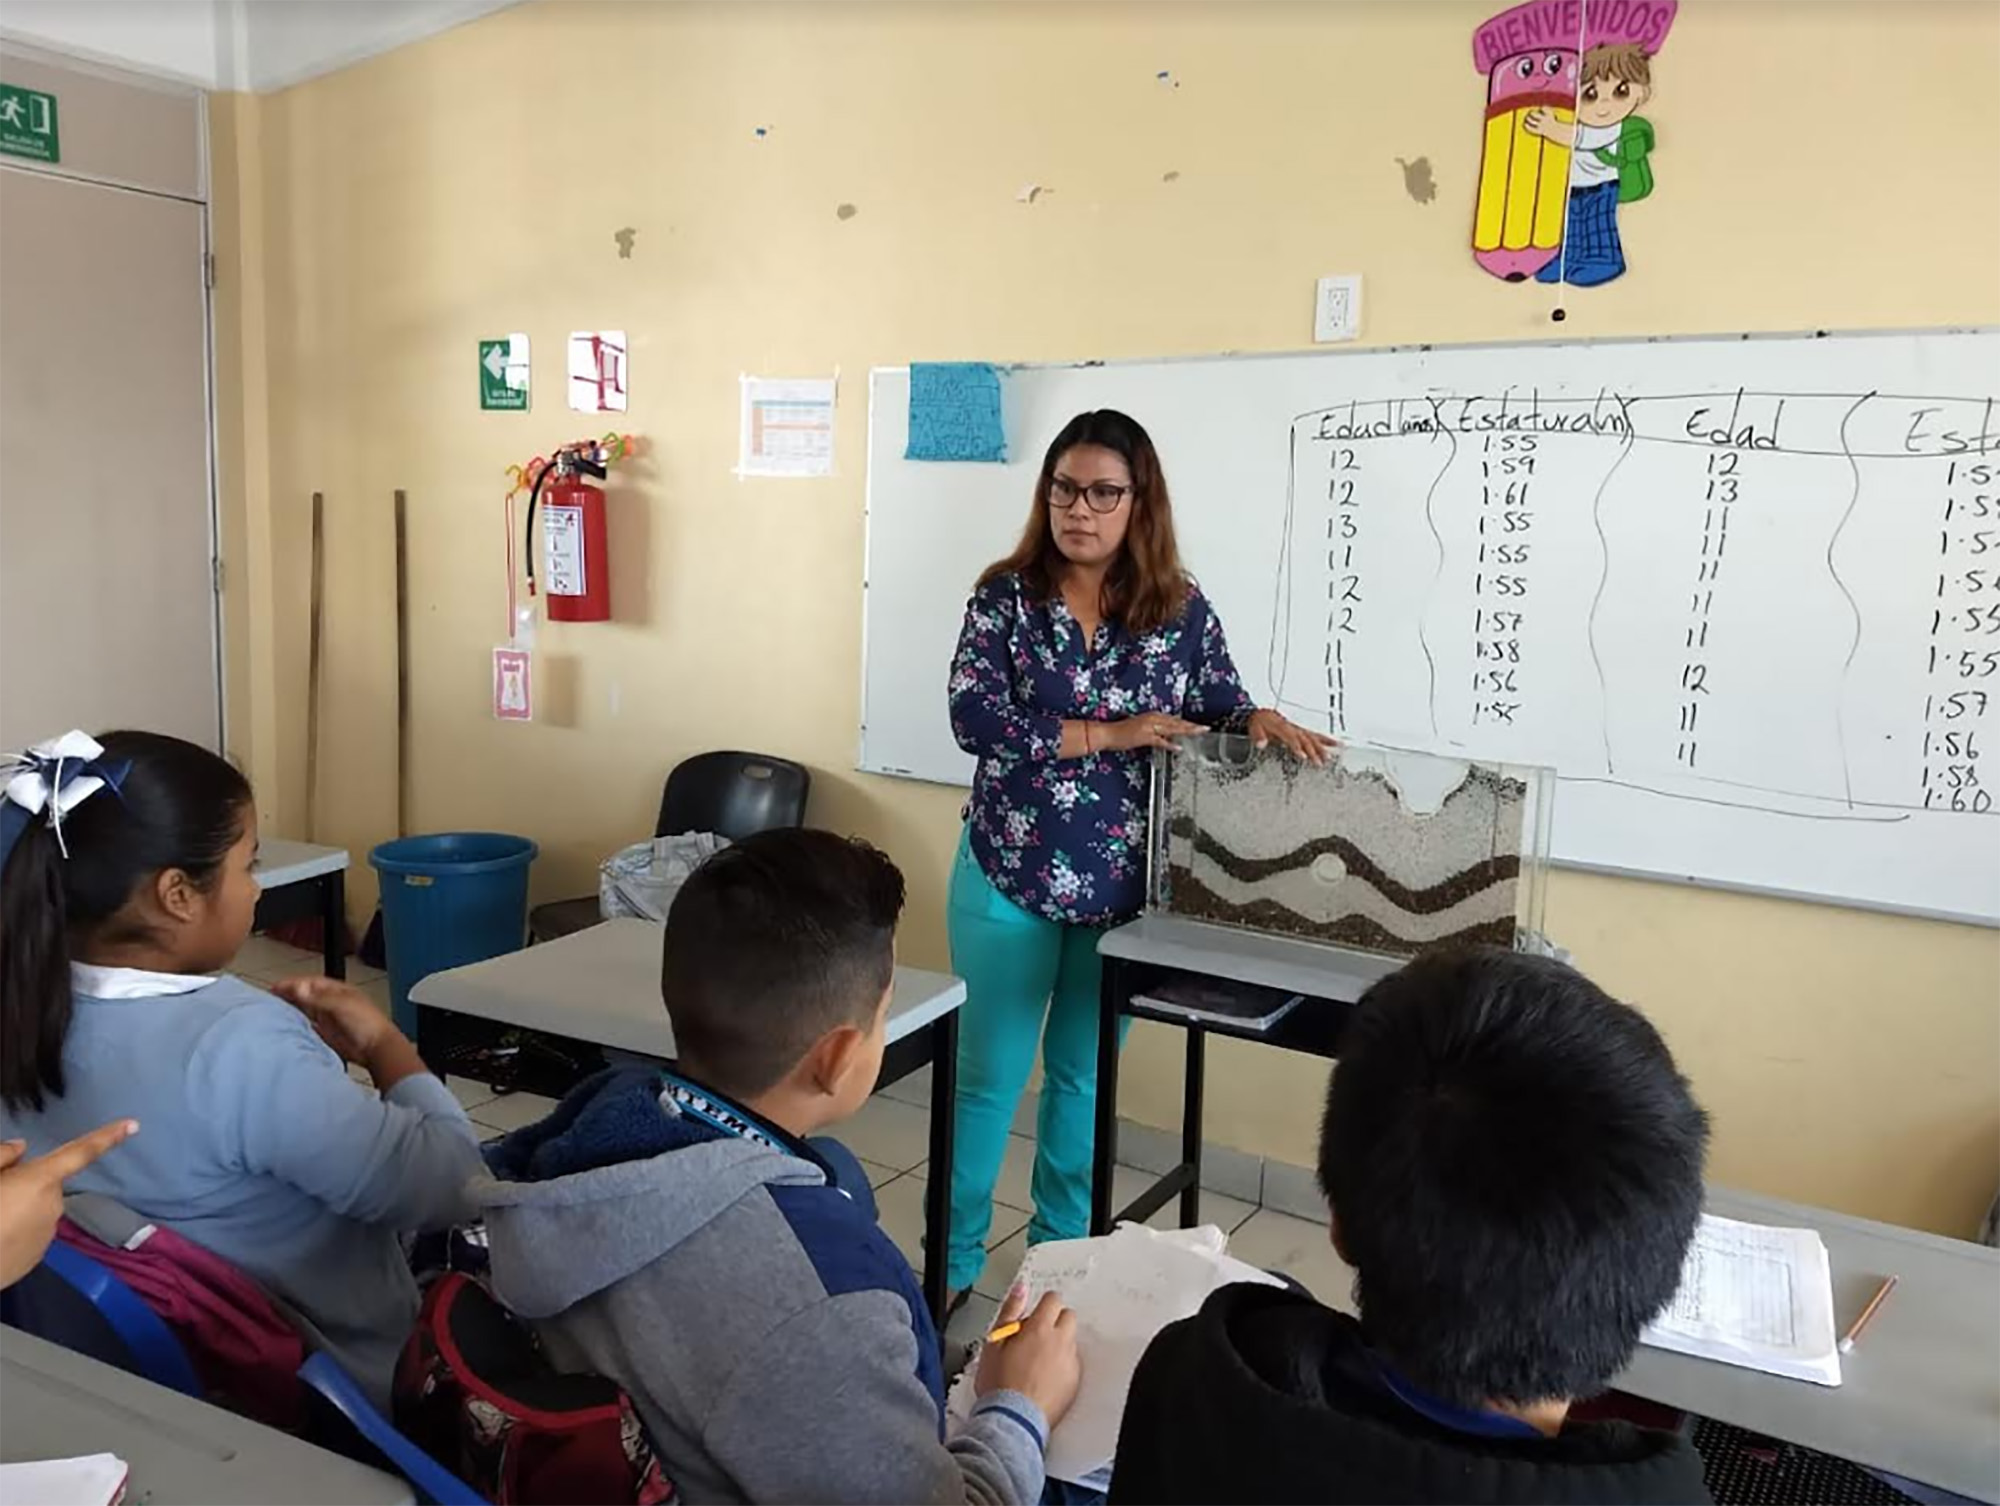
xmin=860 ymin=332 xmax=2000 ymax=924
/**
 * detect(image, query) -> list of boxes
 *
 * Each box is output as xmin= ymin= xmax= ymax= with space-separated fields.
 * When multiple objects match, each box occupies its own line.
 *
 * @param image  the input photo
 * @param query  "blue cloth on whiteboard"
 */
xmin=906 ymin=362 xmax=1007 ymax=462
xmin=947 ymin=571 xmax=1254 ymax=924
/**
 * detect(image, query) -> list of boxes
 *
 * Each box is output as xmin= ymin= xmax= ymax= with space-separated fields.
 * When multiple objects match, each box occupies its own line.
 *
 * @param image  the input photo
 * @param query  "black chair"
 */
xmin=528 ymin=751 xmax=811 ymax=943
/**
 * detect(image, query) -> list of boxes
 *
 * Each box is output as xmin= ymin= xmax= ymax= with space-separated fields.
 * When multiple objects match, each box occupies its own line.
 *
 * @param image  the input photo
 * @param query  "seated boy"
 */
xmin=1109 ymin=947 xmax=1713 ymax=1505
xmin=477 ymin=829 xmax=1078 ymax=1504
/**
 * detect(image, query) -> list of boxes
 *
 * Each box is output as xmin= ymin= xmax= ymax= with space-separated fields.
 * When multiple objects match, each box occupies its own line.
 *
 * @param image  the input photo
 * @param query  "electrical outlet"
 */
xmin=1314 ymin=275 xmax=1362 ymax=343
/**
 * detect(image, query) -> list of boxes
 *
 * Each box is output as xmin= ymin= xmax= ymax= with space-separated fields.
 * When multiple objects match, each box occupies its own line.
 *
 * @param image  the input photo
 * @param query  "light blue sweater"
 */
xmin=0 ymin=974 xmax=483 ymax=1402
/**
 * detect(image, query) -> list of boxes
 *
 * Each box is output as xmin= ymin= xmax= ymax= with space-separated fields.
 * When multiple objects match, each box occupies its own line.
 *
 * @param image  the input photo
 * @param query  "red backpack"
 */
xmin=394 ymin=1272 xmax=676 ymax=1506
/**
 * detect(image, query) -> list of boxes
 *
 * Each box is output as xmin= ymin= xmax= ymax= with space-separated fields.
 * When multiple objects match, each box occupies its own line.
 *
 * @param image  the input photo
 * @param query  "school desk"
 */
xmin=0 ymin=1325 xmax=413 ymax=1506
xmin=409 ymin=917 xmax=967 ymax=1325
xmin=252 ymin=838 xmax=349 ymax=980
xmin=1088 ymin=914 xmax=2000 ymax=1504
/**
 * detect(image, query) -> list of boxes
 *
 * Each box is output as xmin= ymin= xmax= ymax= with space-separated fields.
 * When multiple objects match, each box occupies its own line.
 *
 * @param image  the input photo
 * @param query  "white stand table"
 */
xmin=253 ymin=838 xmax=350 ymax=979
xmin=0 ymin=1325 xmax=412 ymax=1505
xmin=410 ymin=918 xmax=967 ymax=1323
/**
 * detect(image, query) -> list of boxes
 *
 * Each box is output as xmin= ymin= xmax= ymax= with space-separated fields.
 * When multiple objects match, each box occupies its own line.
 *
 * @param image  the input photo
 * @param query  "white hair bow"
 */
xmin=0 ymin=730 xmax=128 ymax=865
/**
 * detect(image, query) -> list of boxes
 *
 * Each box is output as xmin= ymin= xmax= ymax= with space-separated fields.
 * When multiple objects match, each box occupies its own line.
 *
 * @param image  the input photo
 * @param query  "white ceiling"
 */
xmin=0 ymin=0 xmax=520 ymax=92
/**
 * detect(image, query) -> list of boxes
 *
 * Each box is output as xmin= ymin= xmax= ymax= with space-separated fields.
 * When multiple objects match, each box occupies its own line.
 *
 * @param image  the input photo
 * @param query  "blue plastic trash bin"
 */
xmin=368 ymin=833 xmax=538 ymax=1036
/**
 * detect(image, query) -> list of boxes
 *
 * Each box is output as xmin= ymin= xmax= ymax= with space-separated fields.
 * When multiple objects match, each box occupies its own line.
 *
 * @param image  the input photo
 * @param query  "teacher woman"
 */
xmin=943 ymin=408 xmax=1329 ymax=1307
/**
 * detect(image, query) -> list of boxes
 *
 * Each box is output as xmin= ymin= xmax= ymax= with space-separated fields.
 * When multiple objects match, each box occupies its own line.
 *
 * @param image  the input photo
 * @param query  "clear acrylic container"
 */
xmin=1148 ymin=734 xmax=1553 ymax=960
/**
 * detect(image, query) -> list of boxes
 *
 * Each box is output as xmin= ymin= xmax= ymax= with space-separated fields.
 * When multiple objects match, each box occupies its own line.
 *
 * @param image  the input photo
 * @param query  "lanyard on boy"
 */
xmin=1371 ymin=1354 xmax=1545 ymax=1442
xmin=657 ymin=1072 xmax=788 ymax=1155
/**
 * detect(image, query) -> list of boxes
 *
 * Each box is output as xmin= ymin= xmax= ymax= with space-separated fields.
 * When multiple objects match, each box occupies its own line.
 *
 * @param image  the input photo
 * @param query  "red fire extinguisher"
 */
xmin=524 ymin=445 xmax=611 ymax=622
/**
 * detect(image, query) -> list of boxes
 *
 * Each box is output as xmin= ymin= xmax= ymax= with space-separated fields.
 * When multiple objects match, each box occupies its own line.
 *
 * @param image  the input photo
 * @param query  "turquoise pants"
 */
xmin=946 ymin=832 xmax=1126 ymax=1289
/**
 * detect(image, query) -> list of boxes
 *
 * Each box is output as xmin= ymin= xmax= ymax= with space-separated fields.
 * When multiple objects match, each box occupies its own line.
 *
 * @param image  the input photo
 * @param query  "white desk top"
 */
xmin=1617 ymin=1187 xmax=2000 ymax=1503
xmin=255 ymin=838 xmax=349 ymax=889
xmin=1100 ymin=914 xmax=1402 ymax=1001
xmin=410 ymin=917 xmax=965 ymax=1059
xmin=0 ymin=1326 xmax=412 ymax=1506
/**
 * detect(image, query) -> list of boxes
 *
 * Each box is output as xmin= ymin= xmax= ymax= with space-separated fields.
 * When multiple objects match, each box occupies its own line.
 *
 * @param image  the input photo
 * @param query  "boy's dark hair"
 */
xmin=1318 ymin=946 xmax=1707 ymax=1408
xmin=0 ymin=730 xmax=252 ymax=1113
xmin=662 ymin=828 xmax=905 ymax=1098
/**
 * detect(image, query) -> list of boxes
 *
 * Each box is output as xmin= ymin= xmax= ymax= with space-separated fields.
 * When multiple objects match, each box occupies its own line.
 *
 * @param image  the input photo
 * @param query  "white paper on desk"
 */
xmin=947 ymin=1223 xmax=1282 ymax=1483
xmin=1640 ymin=1214 xmax=1842 ymax=1387
xmin=0 ymin=1454 xmax=129 ymax=1506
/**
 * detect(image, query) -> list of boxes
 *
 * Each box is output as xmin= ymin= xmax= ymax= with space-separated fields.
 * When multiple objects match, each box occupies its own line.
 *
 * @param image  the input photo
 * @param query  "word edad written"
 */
xmin=1325 ymin=444 xmax=1364 ymax=733
xmin=1922 ymin=458 xmax=1999 ymax=812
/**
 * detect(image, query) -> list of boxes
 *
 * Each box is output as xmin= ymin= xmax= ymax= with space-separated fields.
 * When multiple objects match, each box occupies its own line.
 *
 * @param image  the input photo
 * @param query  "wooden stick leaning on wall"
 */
xmin=305 ymin=491 xmax=324 ymax=841
xmin=394 ymin=490 xmax=410 ymax=838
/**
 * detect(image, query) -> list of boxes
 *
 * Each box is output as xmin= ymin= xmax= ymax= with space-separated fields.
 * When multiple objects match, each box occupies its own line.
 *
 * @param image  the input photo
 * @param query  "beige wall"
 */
xmin=211 ymin=0 xmax=2000 ymax=1238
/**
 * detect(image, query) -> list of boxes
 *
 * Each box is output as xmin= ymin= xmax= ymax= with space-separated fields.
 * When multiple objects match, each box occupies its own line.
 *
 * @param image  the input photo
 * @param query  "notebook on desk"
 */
xmin=1640 ymin=1214 xmax=1843 ymax=1387
xmin=946 ymin=1223 xmax=1283 ymax=1487
xmin=0 ymin=1454 xmax=129 ymax=1506
xmin=1129 ymin=976 xmax=1303 ymax=1032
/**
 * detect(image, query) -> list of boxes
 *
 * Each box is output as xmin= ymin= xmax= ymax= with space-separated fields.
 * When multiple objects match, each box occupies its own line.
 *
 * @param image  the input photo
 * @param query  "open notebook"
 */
xmin=947 ymin=1224 xmax=1282 ymax=1486
xmin=1640 ymin=1214 xmax=1842 ymax=1387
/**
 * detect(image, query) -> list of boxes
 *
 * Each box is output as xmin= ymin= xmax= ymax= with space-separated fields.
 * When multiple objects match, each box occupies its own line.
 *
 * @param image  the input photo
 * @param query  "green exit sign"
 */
xmin=0 ymin=83 xmax=58 ymax=165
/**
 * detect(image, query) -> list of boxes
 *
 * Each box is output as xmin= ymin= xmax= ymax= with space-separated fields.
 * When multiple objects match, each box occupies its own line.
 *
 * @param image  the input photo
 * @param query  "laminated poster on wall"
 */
xmin=568 ymin=331 xmax=628 ymax=413
xmin=1469 ymin=0 xmax=1675 ymax=290
xmin=737 ymin=375 xmax=837 ymax=478
xmin=906 ymin=361 xmax=1007 ymax=462
xmin=493 ymin=646 xmax=532 ymax=722
xmin=479 ymin=333 xmax=531 ymax=410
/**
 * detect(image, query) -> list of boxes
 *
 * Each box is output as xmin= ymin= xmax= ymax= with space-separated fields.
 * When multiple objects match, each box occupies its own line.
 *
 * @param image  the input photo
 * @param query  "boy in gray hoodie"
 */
xmin=476 ymin=829 xmax=1079 ymax=1504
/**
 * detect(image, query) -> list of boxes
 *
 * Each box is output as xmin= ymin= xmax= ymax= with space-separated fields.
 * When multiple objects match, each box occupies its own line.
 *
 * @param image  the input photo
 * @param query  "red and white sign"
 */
xmin=492 ymin=646 xmax=533 ymax=721
xmin=568 ymin=330 xmax=627 ymax=413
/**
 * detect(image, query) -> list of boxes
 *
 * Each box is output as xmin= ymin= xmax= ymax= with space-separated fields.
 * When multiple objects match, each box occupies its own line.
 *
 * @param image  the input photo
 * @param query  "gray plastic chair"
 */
xmin=528 ymin=752 xmax=811 ymax=943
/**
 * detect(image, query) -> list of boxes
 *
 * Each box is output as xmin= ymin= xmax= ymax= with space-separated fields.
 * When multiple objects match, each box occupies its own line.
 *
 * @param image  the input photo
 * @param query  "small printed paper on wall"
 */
xmin=568 ymin=331 xmax=628 ymax=413
xmin=493 ymin=646 xmax=533 ymax=721
xmin=738 ymin=376 xmax=837 ymax=478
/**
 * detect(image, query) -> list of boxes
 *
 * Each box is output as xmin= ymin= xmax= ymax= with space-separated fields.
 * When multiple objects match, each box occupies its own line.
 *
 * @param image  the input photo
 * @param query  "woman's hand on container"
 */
xmin=1093 ymin=713 xmax=1205 ymax=754
xmin=1248 ymin=709 xmax=1338 ymax=766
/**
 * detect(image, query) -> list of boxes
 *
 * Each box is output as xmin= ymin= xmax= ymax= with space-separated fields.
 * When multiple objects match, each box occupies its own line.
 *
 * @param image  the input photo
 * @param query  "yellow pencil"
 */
xmin=984 ymin=1320 xmax=1024 ymax=1345
xmin=1839 ymin=1275 xmax=1899 ymax=1354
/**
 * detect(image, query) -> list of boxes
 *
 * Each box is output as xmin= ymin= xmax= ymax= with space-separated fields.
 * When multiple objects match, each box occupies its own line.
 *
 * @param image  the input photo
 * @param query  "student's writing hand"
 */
xmin=975 ymin=1288 xmax=1082 ymax=1427
xmin=0 ymin=1120 xmax=139 ymax=1289
xmin=270 ymin=976 xmax=399 ymax=1065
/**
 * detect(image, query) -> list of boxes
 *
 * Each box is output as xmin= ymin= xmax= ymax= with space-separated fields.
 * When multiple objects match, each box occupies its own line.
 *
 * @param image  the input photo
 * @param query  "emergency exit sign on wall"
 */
xmin=0 ymin=84 xmax=59 ymax=164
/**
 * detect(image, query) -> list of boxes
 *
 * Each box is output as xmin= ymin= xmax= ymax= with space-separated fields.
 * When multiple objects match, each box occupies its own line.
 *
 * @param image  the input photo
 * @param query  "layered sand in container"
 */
xmin=1155 ymin=738 xmax=1534 ymax=957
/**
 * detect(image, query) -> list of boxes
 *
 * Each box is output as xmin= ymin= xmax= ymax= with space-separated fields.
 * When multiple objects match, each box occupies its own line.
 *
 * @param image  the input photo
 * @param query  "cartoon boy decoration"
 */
xmin=1470 ymin=0 xmax=1676 ymax=287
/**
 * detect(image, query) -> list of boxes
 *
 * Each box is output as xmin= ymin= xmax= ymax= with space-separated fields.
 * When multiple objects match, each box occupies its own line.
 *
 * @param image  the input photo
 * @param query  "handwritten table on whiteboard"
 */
xmin=862 ymin=336 xmax=2000 ymax=920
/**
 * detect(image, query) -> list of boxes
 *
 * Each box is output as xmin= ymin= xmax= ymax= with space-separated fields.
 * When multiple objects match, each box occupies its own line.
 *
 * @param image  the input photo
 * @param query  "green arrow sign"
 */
xmin=0 ymin=83 xmax=58 ymax=164
xmin=480 ymin=334 xmax=530 ymax=411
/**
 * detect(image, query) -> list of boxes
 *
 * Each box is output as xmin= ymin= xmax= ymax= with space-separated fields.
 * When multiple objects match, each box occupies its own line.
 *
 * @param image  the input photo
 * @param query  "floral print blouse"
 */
xmin=948 ymin=571 xmax=1255 ymax=925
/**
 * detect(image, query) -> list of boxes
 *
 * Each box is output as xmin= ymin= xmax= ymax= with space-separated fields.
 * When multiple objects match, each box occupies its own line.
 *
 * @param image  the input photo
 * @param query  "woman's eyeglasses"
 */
xmin=1048 ymin=476 xmax=1134 ymax=513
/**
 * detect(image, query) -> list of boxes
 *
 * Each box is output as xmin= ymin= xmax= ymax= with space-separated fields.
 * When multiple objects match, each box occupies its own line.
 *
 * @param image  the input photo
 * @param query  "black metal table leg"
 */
xmin=1181 ymin=1024 xmax=1206 ymax=1227
xmin=1091 ymin=954 xmax=1125 ymax=1236
xmin=321 ymin=871 xmax=347 ymax=980
xmin=921 ymin=1009 xmax=959 ymax=1330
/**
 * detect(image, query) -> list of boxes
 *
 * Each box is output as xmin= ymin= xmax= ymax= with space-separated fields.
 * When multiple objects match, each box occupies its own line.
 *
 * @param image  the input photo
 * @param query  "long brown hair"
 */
xmin=977 ymin=409 xmax=1189 ymax=635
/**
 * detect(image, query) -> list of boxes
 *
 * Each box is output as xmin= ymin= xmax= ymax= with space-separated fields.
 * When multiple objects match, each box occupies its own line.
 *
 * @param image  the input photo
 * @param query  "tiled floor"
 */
xmin=243 ymin=933 xmax=1355 ymax=1306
